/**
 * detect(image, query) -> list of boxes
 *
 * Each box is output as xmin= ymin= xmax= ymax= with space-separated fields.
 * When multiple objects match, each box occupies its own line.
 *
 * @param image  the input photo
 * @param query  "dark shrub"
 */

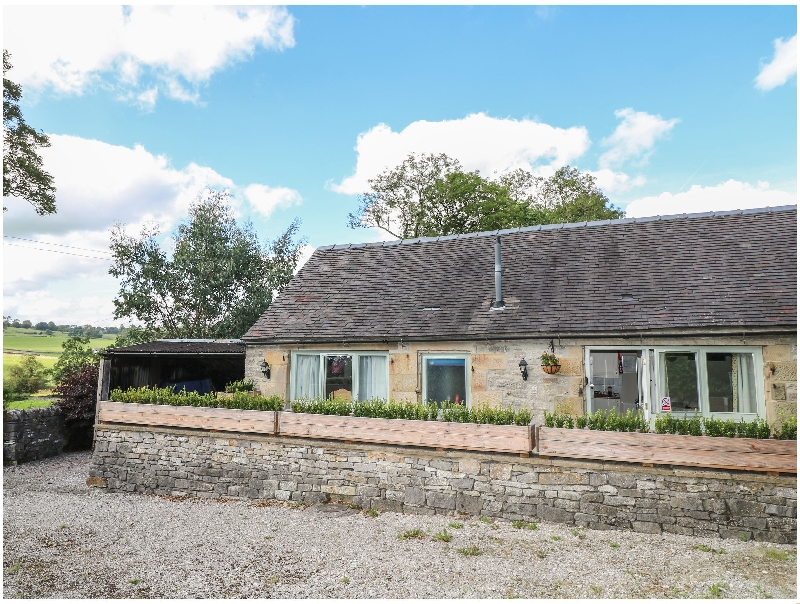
xmin=53 ymin=363 xmax=98 ymax=450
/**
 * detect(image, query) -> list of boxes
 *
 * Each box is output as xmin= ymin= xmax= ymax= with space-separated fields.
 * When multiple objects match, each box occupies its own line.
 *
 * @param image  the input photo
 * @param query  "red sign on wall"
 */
xmin=661 ymin=397 xmax=671 ymax=412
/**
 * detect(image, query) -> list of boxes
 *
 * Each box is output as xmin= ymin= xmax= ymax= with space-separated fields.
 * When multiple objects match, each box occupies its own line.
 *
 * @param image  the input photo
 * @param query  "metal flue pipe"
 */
xmin=491 ymin=235 xmax=505 ymax=310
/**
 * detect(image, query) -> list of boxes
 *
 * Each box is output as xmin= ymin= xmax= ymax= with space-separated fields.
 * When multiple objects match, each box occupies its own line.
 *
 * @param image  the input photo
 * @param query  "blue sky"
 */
xmin=3 ymin=5 xmax=796 ymax=326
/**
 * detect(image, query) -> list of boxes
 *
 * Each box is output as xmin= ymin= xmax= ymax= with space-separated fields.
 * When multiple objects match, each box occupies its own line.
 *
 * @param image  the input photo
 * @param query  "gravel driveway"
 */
xmin=3 ymin=452 xmax=797 ymax=599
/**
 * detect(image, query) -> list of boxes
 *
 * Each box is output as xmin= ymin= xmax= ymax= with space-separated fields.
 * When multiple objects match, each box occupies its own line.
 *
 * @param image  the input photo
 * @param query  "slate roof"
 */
xmin=243 ymin=206 xmax=797 ymax=343
xmin=105 ymin=340 xmax=245 ymax=355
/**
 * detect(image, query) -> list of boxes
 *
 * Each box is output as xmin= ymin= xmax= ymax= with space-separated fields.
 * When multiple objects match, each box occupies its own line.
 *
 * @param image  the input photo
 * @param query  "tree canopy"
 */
xmin=347 ymin=153 xmax=623 ymax=239
xmin=3 ymin=50 xmax=56 ymax=215
xmin=109 ymin=189 xmax=306 ymax=339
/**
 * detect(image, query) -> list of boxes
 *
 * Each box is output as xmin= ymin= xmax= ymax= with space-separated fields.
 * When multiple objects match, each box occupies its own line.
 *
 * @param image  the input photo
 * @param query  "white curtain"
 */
xmin=736 ymin=353 xmax=756 ymax=414
xmin=294 ymin=354 xmax=321 ymax=400
xmin=358 ymin=355 xmax=388 ymax=401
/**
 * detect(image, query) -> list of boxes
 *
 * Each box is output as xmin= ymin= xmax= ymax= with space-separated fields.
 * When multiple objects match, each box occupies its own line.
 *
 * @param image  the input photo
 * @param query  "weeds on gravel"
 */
xmin=610 ymin=542 xmax=620 ymax=548
xmin=449 ymin=522 xmax=464 ymax=529
xmin=754 ymin=586 xmax=773 ymax=599
xmin=8 ymin=563 xmax=21 ymax=574
xmin=589 ymin=585 xmax=603 ymax=595
xmin=763 ymin=548 xmax=793 ymax=562
xmin=551 ymin=536 xmax=561 ymax=541
xmin=512 ymin=520 xmax=537 ymax=530
xmin=480 ymin=516 xmax=492 ymax=523
xmin=398 ymin=528 xmax=426 ymax=541
xmin=694 ymin=545 xmax=726 ymax=554
xmin=458 ymin=545 xmax=482 ymax=556
xmin=705 ymin=582 xmax=728 ymax=598
xmin=432 ymin=528 xmax=452 ymax=542
xmin=128 ymin=579 xmax=141 ymax=585
xmin=269 ymin=576 xmax=279 ymax=584
xmin=535 ymin=550 xmax=547 ymax=559
xmin=366 ymin=508 xmax=380 ymax=517
xmin=341 ymin=577 xmax=350 ymax=584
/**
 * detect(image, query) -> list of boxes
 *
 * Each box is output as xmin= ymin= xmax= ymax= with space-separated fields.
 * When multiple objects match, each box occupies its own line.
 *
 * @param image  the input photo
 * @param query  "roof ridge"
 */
xmin=316 ymin=204 xmax=797 ymax=251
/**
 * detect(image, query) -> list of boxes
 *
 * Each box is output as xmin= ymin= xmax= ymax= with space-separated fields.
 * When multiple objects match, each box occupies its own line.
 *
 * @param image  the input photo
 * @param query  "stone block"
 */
xmin=426 ymin=491 xmax=456 ymax=510
xmin=459 ymin=458 xmax=481 ymax=475
xmin=86 ymin=476 xmax=107 ymax=488
xmin=404 ymin=487 xmax=426 ymax=506
xmin=763 ymin=345 xmax=792 ymax=362
xmin=772 ymin=362 xmax=797 ymax=382
xmin=450 ymin=477 xmax=475 ymax=490
xmin=727 ymin=499 xmax=766 ymax=517
xmin=632 ymin=521 xmax=662 ymax=534
xmin=538 ymin=504 xmax=575 ymax=523
xmin=772 ymin=383 xmax=787 ymax=401
xmin=455 ymin=493 xmax=484 ymax=515
xmin=489 ymin=464 xmax=512 ymax=481
xmin=472 ymin=354 xmax=507 ymax=370
xmin=540 ymin=471 xmax=587 ymax=485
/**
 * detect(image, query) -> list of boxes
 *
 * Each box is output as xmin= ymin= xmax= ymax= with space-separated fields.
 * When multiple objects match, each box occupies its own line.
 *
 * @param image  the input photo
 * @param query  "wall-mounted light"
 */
xmin=260 ymin=360 xmax=271 ymax=379
xmin=519 ymin=358 xmax=528 ymax=381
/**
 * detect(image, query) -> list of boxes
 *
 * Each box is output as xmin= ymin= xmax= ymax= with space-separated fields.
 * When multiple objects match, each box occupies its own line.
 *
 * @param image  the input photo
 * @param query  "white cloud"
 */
xmin=3 ymin=135 xmax=300 ymax=325
xmin=3 ymin=134 xmax=235 ymax=237
xmin=590 ymin=169 xmax=647 ymax=194
xmin=331 ymin=113 xmax=591 ymax=194
xmin=3 ymin=5 xmax=295 ymax=106
xmin=755 ymin=35 xmax=797 ymax=91
xmin=624 ymin=179 xmax=796 ymax=218
xmin=245 ymin=184 xmax=302 ymax=219
xmin=599 ymin=108 xmax=679 ymax=169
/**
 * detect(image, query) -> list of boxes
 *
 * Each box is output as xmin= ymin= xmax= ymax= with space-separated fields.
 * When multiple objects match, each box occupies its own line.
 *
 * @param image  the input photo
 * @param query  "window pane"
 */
xmin=426 ymin=358 xmax=466 ymax=405
xmin=294 ymin=354 xmax=321 ymax=400
xmin=663 ymin=352 xmax=698 ymax=411
xmin=358 ymin=355 xmax=388 ymax=401
xmin=707 ymin=352 xmax=756 ymax=414
xmin=325 ymin=355 xmax=352 ymax=401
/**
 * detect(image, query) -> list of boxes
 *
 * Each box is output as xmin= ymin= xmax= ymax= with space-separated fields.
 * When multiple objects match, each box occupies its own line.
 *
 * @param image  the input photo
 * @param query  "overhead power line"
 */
xmin=3 ymin=235 xmax=112 ymax=256
xmin=3 ymin=241 xmax=112 ymax=260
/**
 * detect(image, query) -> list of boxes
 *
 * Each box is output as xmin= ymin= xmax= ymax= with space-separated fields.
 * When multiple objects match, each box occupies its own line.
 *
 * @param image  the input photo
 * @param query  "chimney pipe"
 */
xmin=491 ymin=235 xmax=505 ymax=310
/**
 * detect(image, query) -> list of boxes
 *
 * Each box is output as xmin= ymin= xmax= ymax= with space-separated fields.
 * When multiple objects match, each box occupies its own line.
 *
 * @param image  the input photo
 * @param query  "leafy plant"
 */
xmin=367 ymin=509 xmax=379 ymax=518
xmin=706 ymin=582 xmax=728 ymax=598
xmin=512 ymin=521 xmax=537 ymax=530
xmin=5 ymin=354 xmax=48 ymax=396
xmin=225 ymin=379 xmax=255 ymax=393
xmin=540 ymin=351 xmax=560 ymax=367
xmin=448 ymin=522 xmax=464 ymax=529
xmin=432 ymin=528 xmax=452 ymax=542
xmin=458 ymin=545 xmax=482 ymax=556
xmin=774 ymin=415 xmax=797 ymax=440
xmin=110 ymin=386 xmax=284 ymax=411
xmin=609 ymin=542 xmax=620 ymax=548
xmin=398 ymin=528 xmax=426 ymax=541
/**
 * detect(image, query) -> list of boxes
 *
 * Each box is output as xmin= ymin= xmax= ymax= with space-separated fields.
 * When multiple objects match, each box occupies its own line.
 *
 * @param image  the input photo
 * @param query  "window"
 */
xmin=656 ymin=347 xmax=763 ymax=418
xmin=291 ymin=352 xmax=388 ymax=402
xmin=422 ymin=354 xmax=469 ymax=406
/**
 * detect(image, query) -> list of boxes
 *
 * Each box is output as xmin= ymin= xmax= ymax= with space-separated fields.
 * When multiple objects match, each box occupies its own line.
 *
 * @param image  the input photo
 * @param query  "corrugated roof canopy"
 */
xmin=243 ymin=206 xmax=797 ymax=343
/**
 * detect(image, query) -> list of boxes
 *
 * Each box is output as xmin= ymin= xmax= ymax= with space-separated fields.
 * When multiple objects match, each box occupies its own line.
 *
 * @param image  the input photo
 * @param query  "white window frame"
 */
xmin=653 ymin=346 xmax=765 ymax=420
xmin=289 ymin=351 xmax=390 ymax=402
xmin=584 ymin=346 xmax=650 ymax=419
xmin=421 ymin=353 xmax=471 ymax=407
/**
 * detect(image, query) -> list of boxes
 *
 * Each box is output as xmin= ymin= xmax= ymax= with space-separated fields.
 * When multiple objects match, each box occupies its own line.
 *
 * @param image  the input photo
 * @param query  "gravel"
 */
xmin=3 ymin=452 xmax=797 ymax=599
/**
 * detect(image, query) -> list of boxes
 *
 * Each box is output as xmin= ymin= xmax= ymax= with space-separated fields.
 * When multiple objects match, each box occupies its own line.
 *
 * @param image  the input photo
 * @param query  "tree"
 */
xmin=53 ymin=363 xmax=99 ymax=450
xmin=6 ymin=354 xmax=48 ymax=395
xmin=52 ymin=336 xmax=100 ymax=385
xmin=3 ymin=50 xmax=56 ymax=215
xmin=348 ymin=153 xmax=623 ymax=239
xmin=34 ymin=321 xmax=48 ymax=330
xmin=109 ymin=188 xmax=306 ymax=339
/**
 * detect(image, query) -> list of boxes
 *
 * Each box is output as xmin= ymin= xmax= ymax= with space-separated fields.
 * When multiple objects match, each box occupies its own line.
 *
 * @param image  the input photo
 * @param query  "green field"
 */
xmin=3 ymin=328 xmax=114 ymax=356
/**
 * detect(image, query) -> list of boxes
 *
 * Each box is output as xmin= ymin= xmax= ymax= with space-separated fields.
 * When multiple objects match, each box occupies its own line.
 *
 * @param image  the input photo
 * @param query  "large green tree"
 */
xmin=348 ymin=153 xmax=622 ymax=238
xmin=109 ymin=189 xmax=306 ymax=338
xmin=3 ymin=50 xmax=56 ymax=215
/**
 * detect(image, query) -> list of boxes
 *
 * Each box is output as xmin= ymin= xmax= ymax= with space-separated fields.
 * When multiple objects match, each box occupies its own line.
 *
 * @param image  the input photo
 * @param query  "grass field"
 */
xmin=5 ymin=395 xmax=55 ymax=410
xmin=3 ymin=328 xmax=114 ymax=356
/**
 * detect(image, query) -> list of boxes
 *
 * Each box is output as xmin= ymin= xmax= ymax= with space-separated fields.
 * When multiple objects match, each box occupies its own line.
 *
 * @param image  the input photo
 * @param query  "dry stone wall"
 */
xmin=89 ymin=425 xmax=796 ymax=544
xmin=3 ymin=407 xmax=67 ymax=465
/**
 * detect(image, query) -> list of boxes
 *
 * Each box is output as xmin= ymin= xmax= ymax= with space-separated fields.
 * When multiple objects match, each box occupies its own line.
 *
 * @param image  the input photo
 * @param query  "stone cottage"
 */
xmin=242 ymin=205 xmax=797 ymax=428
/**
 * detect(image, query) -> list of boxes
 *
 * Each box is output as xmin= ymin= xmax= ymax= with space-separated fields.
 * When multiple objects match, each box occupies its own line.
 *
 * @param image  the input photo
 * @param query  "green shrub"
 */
xmin=774 ymin=415 xmax=797 ymax=440
xmin=290 ymin=397 xmax=350 ymax=416
xmin=6 ymin=354 xmax=49 ymax=396
xmin=703 ymin=416 xmax=737 ymax=438
xmin=225 ymin=379 xmax=255 ymax=393
xmin=110 ymin=387 xmax=284 ymax=411
xmin=654 ymin=412 xmax=773 ymax=439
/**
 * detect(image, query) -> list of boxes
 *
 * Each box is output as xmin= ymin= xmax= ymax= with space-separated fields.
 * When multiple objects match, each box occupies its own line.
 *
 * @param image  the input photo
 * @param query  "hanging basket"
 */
xmin=541 ymin=364 xmax=561 ymax=375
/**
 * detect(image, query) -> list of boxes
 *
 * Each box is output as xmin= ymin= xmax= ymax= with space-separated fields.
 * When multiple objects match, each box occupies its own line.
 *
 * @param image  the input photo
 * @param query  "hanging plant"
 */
xmin=540 ymin=351 xmax=561 ymax=374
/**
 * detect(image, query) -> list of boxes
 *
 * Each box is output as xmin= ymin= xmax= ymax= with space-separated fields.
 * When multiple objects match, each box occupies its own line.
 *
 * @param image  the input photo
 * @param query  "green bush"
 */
xmin=654 ymin=412 xmax=774 ymax=439
xmin=110 ymin=387 xmax=284 ymax=411
xmin=6 ymin=354 xmax=49 ymax=395
xmin=225 ymin=379 xmax=255 ymax=393
xmin=291 ymin=398 xmax=531 ymax=426
xmin=549 ymin=408 xmax=648 ymax=432
xmin=774 ymin=415 xmax=797 ymax=440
